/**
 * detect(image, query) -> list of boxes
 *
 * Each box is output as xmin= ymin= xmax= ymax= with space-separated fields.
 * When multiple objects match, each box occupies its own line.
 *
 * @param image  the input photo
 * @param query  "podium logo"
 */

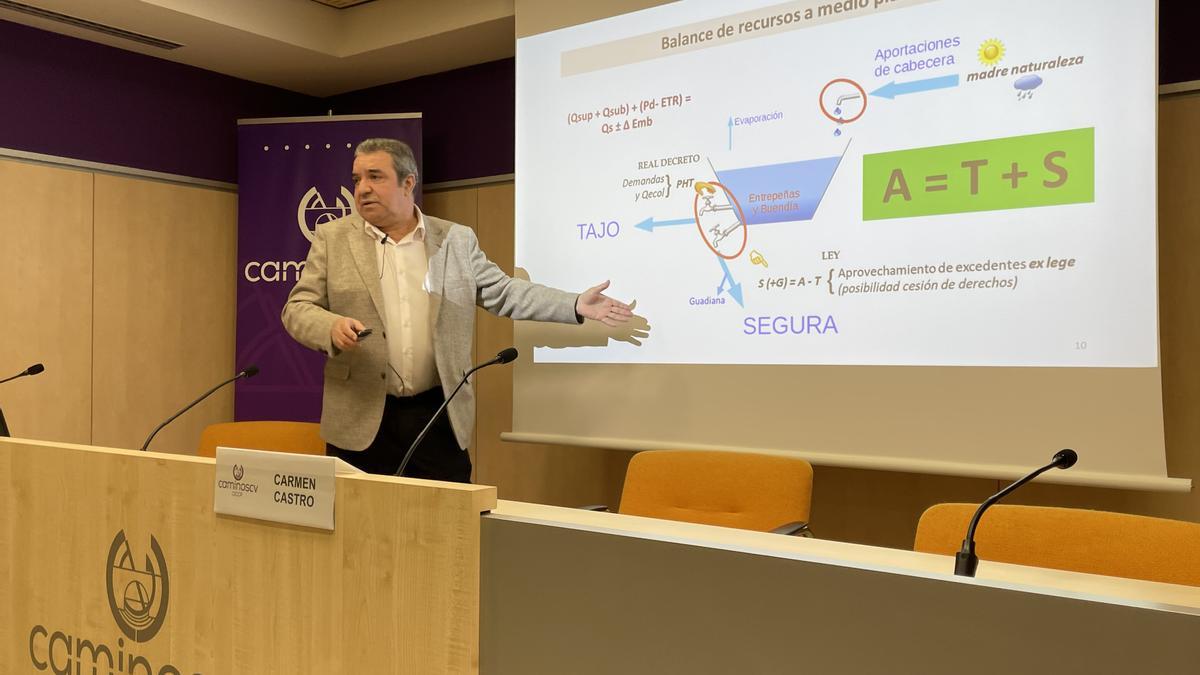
xmin=233 ymin=464 xmax=245 ymax=481
xmin=27 ymin=532 xmax=195 ymax=673
xmin=297 ymin=186 xmax=355 ymax=242
xmin=105 ymin=530 xmax=170 ymax=643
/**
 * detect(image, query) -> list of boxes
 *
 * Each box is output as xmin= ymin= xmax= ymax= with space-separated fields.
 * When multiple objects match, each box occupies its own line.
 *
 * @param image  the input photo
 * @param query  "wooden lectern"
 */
xmin=0 ymin=437 xmax=495 ymax=674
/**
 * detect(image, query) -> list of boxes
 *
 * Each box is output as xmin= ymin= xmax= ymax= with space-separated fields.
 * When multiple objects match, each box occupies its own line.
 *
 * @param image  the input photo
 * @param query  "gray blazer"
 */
xmin=282 ymin=213 xmax=578 ymax=451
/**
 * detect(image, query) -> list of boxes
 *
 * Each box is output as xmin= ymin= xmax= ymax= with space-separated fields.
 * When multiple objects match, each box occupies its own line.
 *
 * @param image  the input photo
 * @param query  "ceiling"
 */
xmin=0 ymin=0 xmax=517 ymax=96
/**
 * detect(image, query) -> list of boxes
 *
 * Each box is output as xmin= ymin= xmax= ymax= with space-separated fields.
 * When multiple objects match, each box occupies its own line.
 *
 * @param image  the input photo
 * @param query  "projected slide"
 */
xmin=516 ymin=0 xmax=1156 ymax=367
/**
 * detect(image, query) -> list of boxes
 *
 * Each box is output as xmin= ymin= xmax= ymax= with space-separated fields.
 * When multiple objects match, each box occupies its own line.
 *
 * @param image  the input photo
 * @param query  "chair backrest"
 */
xmin=914 ymin=503 xmax=1200 ymax=587
xmin=618 ymin=450 xmax=813 ymax=532
xmin=198 ymin=421 xmax=325 ymax=458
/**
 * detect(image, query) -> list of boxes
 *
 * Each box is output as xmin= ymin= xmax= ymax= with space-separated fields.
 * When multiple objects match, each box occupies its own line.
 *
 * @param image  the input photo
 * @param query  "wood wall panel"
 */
xmin=423 ymin=188 xmax=478 ymax=232
xmin=0 ymin=159 xmax=93 ymax=444
xmin=91 ymin=175 xmax=237 ymax=454
xmin=472 ymin=184 xmax=514 ymax=486
xmin=1013 ymin=91 xmax=1200 ymax=523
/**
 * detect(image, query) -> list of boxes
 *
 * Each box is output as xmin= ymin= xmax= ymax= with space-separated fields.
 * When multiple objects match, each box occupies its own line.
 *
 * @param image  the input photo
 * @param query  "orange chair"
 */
xmin=597 ymin=450 xmax=814 ymax=535
xmin=197 ymin=421 xmax=325 ymax=458
xmin=914 ymin=503 xmax=1200 ymax=586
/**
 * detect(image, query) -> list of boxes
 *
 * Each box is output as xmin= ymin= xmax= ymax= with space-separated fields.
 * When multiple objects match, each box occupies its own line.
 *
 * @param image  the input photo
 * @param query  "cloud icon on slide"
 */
xmin=1014 ymin=74 xmax=1043 ymax=100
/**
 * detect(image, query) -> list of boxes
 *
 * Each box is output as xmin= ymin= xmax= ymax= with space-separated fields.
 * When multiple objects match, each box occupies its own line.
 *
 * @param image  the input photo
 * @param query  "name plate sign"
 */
xmin=214 ymin=447 xmax=357 ymax=530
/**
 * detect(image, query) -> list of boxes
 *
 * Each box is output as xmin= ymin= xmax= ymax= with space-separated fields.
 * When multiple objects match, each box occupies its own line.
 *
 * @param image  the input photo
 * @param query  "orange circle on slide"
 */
xmin=819 ymin=78 xmax=867 ymax=124
xmin=693 ymin=181 xmax=748 ymax=260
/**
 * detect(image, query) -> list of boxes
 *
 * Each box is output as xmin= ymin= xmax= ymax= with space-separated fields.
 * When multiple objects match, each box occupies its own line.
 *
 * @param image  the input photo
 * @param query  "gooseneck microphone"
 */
xmin=395 ymin=348 xmax=518 ymax=478
xmin=0 ymin=363 xmax=45 ymax=385
xmin=954 ymin=448 xmax=1078 ymax=577
xmin=0 ymin=363 xmax=44 ymax=437
xmin=139 ymin=365 xmax=260 ymax=452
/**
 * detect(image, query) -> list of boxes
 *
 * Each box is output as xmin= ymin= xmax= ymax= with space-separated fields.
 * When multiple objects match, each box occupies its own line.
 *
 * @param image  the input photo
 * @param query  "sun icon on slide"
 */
xmin=978 ymin=38 xmax=1005 ymax=66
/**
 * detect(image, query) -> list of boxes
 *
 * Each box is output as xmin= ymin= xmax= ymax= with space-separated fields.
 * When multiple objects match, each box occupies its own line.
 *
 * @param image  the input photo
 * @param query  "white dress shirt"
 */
xmin=364 ymin=209 xmax=437 ymax=396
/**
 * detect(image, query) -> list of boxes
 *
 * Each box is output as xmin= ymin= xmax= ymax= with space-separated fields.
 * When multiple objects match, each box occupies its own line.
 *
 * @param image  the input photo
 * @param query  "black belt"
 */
xmin=387 ymin=387 xmax=443 ymax=405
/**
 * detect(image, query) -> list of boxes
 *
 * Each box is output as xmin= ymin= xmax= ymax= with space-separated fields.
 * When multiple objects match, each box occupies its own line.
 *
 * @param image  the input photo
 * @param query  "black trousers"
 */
xmin=328 ymin=388 xmax=472 ymax=483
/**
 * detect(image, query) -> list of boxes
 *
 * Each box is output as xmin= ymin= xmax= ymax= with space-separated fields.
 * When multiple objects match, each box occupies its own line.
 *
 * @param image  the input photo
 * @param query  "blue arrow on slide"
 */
xmin=635 ymin=216 xmax=694 ymax=232
xmin=716 ymin=257 xmax=744 ymax=307
xmin=870 ymin=74 xmax=959 ymax=100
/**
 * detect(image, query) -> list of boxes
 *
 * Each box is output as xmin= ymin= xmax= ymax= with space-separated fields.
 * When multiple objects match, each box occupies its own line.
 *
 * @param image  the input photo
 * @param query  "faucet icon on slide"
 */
xmin=694 ymin=181 xmax=742 ymax=249
xmin=695 ymin=181 xmax=734 ymax=217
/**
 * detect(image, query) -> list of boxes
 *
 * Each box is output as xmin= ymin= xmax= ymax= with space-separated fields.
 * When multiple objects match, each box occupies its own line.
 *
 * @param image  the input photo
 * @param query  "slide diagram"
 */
xmin=637 ymin=147 xmax=848 ymax=307
xmin=516 ymin=0 xmax=1156 ymax=367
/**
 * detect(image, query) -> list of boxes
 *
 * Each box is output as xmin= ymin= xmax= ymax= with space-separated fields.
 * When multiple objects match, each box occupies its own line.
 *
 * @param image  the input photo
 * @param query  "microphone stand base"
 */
xmin=954 ymin=551 xmax=979 ymax=577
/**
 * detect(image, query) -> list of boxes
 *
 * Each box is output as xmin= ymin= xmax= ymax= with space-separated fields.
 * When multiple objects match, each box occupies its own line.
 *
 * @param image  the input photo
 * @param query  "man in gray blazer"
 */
xmin=282 ymin=138 xmax=630 ymax=481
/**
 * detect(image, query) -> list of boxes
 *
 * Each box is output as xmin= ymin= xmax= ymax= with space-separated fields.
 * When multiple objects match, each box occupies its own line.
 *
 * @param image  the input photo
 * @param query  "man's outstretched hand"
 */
xmin=575 ymin=280 xmax=633 ymax=327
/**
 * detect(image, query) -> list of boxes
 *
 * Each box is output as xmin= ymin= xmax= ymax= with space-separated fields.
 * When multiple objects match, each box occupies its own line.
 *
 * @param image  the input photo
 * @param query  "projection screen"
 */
xmin=508 ymin=0 xmax=1184 ymax=490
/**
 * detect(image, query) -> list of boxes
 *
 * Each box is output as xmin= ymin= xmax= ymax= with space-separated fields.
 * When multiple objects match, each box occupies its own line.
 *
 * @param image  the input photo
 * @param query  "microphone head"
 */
xmin=496 ymin=347 xmax=519 ymax=364
xmin=1052 ymin=448 xmax=1078 ymax=469
xmin=26 ymin=363 xmax=45 ymax=376
xmin=241 ymin=365 xmax=261 ymax=378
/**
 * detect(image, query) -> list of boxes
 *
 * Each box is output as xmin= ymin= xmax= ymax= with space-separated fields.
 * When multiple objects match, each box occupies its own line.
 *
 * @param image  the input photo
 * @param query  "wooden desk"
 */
xmin=481 ymin=500 xmax=1200 ymax=674
xmin=0 ymin=437 xmax=495 ymax=674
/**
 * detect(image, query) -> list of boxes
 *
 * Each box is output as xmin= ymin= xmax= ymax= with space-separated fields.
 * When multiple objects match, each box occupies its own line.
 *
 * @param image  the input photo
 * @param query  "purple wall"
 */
xmin=325 ymin=59 xmax=515 ymax=184
xmin=0 ymin=19 xmax=319 ymax=184
xmin=1159 ymin=2 xmax=1200 ymax=87
xmin=0 ymin=14 xmax=510 ymax=185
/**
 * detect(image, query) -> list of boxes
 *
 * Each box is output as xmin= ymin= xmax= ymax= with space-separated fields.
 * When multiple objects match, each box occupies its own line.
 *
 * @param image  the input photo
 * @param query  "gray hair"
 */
xmin=355 ymin=138 xmax=419 ymax=185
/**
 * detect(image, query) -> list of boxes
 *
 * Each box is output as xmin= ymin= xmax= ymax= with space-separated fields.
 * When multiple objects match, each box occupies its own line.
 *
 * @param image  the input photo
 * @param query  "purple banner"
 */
xmin=235 ymin=114 xmax=422 ymax=421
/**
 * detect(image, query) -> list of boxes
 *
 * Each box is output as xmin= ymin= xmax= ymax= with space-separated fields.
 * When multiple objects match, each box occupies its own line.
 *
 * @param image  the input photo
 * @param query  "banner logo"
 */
xmin=297 ymin=186 xmax=355 ymax=242
xmin=105 ymin=530 xmax=170 ymax=643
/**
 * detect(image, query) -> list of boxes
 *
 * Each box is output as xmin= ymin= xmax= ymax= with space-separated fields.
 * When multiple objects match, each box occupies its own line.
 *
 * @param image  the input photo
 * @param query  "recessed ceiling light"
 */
xmin=309 ymin=0 xmax=376 ymax=9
